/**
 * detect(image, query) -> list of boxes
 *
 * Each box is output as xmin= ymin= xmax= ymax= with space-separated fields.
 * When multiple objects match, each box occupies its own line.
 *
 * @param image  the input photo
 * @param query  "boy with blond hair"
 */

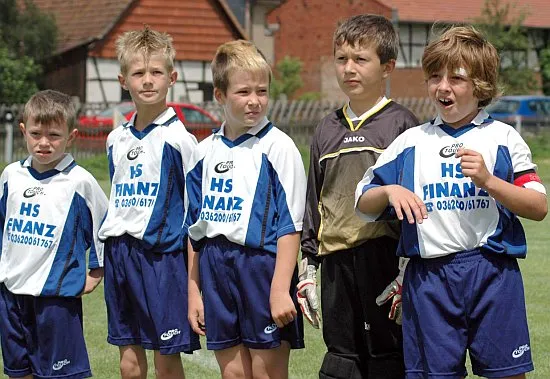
xmin=0 ymin=89 xmax=108 ymax=379
xmin=356 ymin=25 xmax=547 ymax=378
xmin=185 ymin=39 xmax=306 ymax=379
xmin=298 ymin=14 xmax=418 ymax=379
xmin=98 ymin=27 xmax=199 ymax=378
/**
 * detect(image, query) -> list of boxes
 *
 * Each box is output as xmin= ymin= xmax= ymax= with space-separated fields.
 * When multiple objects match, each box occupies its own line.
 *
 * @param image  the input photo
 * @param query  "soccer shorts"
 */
xmin=402 ymin=248 xmax=534 ymax=379
xmin=0 ymin=283 xmax=91 ymax=379
xmin=104 ymin=235 xmax=200 ymax=355
xmin=199 ymin=236 xmax=305 ymax=351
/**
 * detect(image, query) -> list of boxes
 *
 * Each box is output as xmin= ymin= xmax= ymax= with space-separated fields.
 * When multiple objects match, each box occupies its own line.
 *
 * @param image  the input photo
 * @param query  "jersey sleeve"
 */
xmin=355 ymin=133 xmax=408 ymax=221
xmin=184 ymin=147 xmax=204 ymax=249
xmin=0 ymin=169 xmax=9 ymax=259
xmin=270 ymin=137 xmax=307 ymax=238
xmin=300 ymin=131 xmax=323 ymax=263
xmin=508 ymin=129 xmax=546 ymax=194
xmin=83 ymin=174 xmax=109 ymax=269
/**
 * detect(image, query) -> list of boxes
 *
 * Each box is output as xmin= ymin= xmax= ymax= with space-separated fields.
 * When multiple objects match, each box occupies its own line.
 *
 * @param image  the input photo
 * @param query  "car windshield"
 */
xmin=98 ymin=103 xmax=135 ymax=117
xmin=486 ymin=100 xmax=520 ymax=114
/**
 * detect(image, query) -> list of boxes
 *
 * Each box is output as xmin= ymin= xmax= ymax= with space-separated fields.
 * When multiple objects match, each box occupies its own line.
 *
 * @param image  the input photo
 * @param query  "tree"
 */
xmin=474 ymin=0 xmax=538 ymax=95
xmin=540 ymin=48 xmax=550 ymax=95
xmin=270 ymin=56 xmax=304 ymax=100
xmin=0 ymin=0 xmax=57 ymax=103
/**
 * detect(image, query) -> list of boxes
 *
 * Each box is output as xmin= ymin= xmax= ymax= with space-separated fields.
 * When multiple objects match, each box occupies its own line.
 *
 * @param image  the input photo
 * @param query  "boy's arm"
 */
xmin=271 ymin=232 xmax=299 ymax=328
xmin=457 ymin=148 xmax=547 ymax=220
xmin=187 ymin=238 xmax=205 ymax=335
xmin=301 ymin=136 xmax=323 ymax=267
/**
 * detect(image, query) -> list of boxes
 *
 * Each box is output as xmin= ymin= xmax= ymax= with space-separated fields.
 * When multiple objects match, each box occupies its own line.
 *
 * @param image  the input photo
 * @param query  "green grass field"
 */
xmin=1 ymin=146 xmax=550 ymax=378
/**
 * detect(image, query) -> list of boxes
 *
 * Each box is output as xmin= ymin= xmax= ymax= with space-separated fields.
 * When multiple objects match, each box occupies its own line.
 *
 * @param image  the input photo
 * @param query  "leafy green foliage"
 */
xmin=540 ymin=48 xmax=550 ymax=96
xmin=270 ymin=56 xmax=304 ymax=100
xmin=0 ymin=47 xmax=42 ymax=103
xmin=0 ymin=0 xmax=57 ymax=103
xmin=475 ymin=0 xmax=538 ymax=95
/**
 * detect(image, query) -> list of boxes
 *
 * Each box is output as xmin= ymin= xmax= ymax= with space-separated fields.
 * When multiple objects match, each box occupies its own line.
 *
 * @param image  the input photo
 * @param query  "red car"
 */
xmin=78 ymin=102 xmax=220 ymax=142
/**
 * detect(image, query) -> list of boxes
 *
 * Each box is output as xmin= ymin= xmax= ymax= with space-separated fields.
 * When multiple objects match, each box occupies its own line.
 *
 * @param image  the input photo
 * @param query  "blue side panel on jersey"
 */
xmin=397 ymin=146 xmax=421 ymax=257
xmin=108 ymin=145 xmax=115 ymax=181
xmin=269 ymin=157 xmax=297 ymax=238
xmin=185 ymin=160 xmax=203 ymax=226
xmin=0 ymin=182 xmax=8 ymax=259
xmin=485 ymin=145 xmax=527 ymax=257
xmin=142 ymin=143 xmax=185 ymax=253
xmin=245 ymin=155 xmax=278 ymax=254
xmin=41 ymin=193 xmax=91 ymax=296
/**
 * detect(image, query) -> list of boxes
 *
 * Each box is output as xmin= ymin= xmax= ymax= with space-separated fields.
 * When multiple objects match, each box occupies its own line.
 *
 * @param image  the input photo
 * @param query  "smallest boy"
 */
xmin=356 ymin=25 xmax=547 ymax=378
xmin=0 ymin=89 xmax=108 ymax=379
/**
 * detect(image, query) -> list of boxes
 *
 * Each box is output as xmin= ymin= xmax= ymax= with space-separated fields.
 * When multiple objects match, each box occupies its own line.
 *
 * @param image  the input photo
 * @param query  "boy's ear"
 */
xmin=67 ymin=128 xmax=78 ymax=146
xmin=169 ymin=71 xmax=178 ymax=87
xmin=382 ymin=59 xmax=396 ymax=79
xmin=214 ymin=88 xmax=225 ymax=104
xmin=19 ymin=123 xmax=26 ymax=136
xmin=118 ymin=74 xmax=127 ymax=90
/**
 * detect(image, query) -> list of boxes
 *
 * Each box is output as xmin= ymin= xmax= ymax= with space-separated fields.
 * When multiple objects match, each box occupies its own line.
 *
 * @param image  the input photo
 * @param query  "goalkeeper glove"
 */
xmin=296 ymin=257 xmax=321 ymax=328
xmin=375 ymin=257 xmax=409 ymax=325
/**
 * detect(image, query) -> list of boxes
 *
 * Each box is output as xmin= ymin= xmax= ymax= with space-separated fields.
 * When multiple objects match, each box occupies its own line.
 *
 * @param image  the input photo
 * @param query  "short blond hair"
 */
xmin=22 ymin=90 xmax=77 ymax=130
xmin=115 ymin=25 xmax=175 ymax=75
xmin=211 ymin=40 xmax=271 ymax=94
xmin=422 ymin=25 xmax=501 ymax=107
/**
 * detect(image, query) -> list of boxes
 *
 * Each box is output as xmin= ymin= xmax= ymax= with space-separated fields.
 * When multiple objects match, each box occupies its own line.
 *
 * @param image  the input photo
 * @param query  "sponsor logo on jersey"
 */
xmin=512 ymin=344 xmax=530 ymax=358
xmin=160 ymin=328 xmax=181 ymax=341
xmin=127 ymin=146 xmax=144 ymax=160
xmin=23 ymin=186 xmax=44 ymax=198
xmin=52 ymin=359 xmax=70 ymax=371
xmin=439 ymin=143 xmax=464 ymax=158
xmin=264 ymin=323 xmax=278 ymax=334
xmin=343 ymin=136 xmax=365 ymax=143
xmin=215 ymin=161 xmax=234 ymax=173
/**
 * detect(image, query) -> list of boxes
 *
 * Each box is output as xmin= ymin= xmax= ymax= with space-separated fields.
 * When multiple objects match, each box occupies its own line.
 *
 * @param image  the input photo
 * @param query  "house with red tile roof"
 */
xmin=32 ymin=0 xmax=247 ymax=104
xmin=267 ymin=0 xmax=550 ymax=100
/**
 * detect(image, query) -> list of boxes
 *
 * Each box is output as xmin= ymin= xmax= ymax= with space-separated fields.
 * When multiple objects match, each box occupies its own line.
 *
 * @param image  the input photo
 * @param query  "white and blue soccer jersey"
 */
xmin=185 ymin=118 xmax=306 ymax=254
xmin=355 ymin=110 xmax=546 ymax=259
xmin=0 ymin=154 xmax=108 ymax=297
xmin=99 ymin=107 xmax=197 ymax=253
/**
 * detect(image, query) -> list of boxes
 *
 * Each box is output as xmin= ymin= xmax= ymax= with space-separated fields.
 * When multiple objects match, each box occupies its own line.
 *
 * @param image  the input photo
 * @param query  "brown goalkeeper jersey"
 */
xmin=301 ymin=99 xmax=418 ymax=261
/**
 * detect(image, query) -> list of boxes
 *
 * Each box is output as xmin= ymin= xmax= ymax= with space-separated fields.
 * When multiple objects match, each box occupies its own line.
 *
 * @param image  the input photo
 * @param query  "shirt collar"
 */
xmin=125 ymin=106 xmax=177 ymax=128
xmin=215 ymin=117 xmax=270 ymax=138
xmin=22 ymin=153 xmax=75 ymax=171
xmin=345 ymin=97 xmax=389 ymax=120
xmin=432 ymin=109 xmax=491 ymax=127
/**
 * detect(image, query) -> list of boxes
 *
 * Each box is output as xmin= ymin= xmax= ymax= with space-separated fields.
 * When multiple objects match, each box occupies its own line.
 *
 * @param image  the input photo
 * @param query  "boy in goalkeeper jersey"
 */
xmin=356 ymin=25 xmax=547 ymax=378
xmin=0 ymin=89 xmax=107 ymax=379
xmin=98 ymin=27 xmax=199 ymax=379
xmin=298 ymin=14 xmax=418 ymax=379
xmin=185 ymin=39 xmax=306 ymax=379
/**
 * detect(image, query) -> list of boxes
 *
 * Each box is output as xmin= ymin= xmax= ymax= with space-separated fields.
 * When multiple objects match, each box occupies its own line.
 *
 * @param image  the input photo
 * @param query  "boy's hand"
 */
xmin=386 ymin=185 xmax=428 ymax=224
xmin=188 ymin=291 xmax=206 ymax=336
xmin=270 ymin=288 xmax=298 ymax=329
xmin=296 ymin=258 xmax=321 ymax=328
xmin=376 ymin=257 xmax=408 ymax=325
xmin=456 ymin=148 xmax=492 ymax=189
xmin=82 ymin=268 xmax=104 ymax=296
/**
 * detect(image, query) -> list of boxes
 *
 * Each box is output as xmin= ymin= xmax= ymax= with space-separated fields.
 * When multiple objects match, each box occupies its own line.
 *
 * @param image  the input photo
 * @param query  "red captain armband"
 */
xmin=514 ymin=172 xmax=542 ymax=187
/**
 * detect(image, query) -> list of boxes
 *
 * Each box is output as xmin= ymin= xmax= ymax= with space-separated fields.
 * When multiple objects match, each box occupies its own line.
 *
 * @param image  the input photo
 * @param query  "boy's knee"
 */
xmin=120 ymin=358 xmax=145 ymax=379
xmin=154 ymin=353 xmax=184 ymax=379
xmin=319 ymin=353 xmax=361 ymax=379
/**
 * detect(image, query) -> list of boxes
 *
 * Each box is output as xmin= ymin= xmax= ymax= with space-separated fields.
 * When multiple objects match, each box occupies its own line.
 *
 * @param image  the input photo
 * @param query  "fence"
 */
xmin=2 ymin=99 xmax=550 ymax=163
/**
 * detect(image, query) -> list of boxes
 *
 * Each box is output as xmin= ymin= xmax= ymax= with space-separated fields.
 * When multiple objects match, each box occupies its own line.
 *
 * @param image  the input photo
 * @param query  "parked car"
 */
xmin=78 ymin=102 xmax=220 ymax=141
xmin=485 ymin=95 xmax=550 ymax=129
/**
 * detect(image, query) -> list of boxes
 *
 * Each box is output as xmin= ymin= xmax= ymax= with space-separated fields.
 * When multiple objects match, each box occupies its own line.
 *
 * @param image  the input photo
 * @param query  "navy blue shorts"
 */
xmin=200 ymin=236 xmax=304 ymax=351
xmin=0 ymin=283 xmax=91 ymax=379
xmin=402 ymin=249 xmax=534 ymax=378
xmin=104 ymin=235 xmax=200 ymax=354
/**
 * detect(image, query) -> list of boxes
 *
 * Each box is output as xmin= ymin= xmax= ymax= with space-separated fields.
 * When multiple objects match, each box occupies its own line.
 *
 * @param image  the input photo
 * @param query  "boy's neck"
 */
xmin=348 ymin=94 xmax=385 ymax=117
xmin=133 ymin=102 xmax=168 ymax=131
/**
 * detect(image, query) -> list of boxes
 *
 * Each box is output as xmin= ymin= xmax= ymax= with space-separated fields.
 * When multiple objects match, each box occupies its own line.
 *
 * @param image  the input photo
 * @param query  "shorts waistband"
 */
xmin=413 ymin=248 xmax=485 ymax=265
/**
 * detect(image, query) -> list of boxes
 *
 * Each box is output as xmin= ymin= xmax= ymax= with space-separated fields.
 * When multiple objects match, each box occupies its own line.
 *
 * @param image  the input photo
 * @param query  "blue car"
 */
xmin=486 ymin=95 xmax=550 ymax=128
